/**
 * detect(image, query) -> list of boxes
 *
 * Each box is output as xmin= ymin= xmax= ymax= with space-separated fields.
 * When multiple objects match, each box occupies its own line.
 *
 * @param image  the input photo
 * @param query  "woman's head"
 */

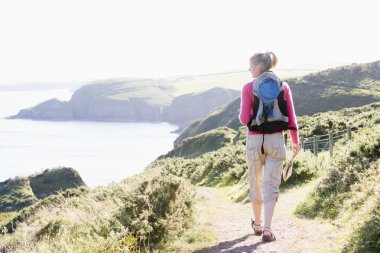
xmin=249 ymin=51 xmax=278 ymax=78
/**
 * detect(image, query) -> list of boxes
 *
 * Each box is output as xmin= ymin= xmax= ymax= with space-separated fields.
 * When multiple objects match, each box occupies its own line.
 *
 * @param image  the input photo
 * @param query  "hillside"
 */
xmin=1 ymin=103 xmax=379 ymax=252
xmin=291 ymin=60 xmax=380 ymax=115
xmin=163 ymin=127 xmax=237 ymax=159
xmin=0 ymin=167 xmax=85 ymax=212
xmin=28 ymin=167 xmax=85 ymax=199
xmin=175 ymin=60 xmax=380 ymax=144
xmin=0 ymin=172 xmax=194 ymax=252
xmin=174 ymin=98 xmax=241 ymax=146
xmin=166 ymin=87 xmax=239 ymax=125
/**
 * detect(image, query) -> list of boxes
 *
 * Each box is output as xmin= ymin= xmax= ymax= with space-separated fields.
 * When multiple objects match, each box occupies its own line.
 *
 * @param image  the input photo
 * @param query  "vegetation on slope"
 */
xmin=150 ymin=126 xmax=320 ymax=197
xmin=0 ymin=167 xmax=84 ymax=212
xmin=290 ymin=60 xmax=380 ymax=115
xmin=296 ymin=102 xmax=380 ymax=136
xmin=0 ymin=177 xmax=36 ymax=213
xmin=0 ymin=175 xmax=195 ymax=253
xmin=295 ymin=125 xmax=380 ymax=252
xmin=166 ymin=127 xmax=237 ymax=159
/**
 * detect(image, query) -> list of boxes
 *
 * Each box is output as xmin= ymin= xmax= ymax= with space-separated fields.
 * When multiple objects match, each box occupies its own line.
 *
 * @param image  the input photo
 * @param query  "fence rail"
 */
xmin=285 ymin=119 xmax=380 ymax=158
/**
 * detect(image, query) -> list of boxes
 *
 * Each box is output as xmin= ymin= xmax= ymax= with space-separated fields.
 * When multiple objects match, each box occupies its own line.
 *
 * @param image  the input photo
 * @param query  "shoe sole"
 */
xmin=262 ymin=235 xmax=276 ymax=242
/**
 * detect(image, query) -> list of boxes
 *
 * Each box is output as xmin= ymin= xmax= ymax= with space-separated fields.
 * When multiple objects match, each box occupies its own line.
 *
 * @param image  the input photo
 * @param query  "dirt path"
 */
xmin=191 ymin=181 xmax=340 ymax=253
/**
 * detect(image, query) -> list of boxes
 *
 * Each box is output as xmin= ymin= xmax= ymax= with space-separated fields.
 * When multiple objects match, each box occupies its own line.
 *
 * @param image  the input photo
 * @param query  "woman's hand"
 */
xmin=292 ymin=143 xmax=300 ymax=157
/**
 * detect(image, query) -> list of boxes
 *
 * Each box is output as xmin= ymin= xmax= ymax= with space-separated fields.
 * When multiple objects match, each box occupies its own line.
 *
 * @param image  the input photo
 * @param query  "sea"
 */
xmin=0 ymin=89 xmax=178 ymax=187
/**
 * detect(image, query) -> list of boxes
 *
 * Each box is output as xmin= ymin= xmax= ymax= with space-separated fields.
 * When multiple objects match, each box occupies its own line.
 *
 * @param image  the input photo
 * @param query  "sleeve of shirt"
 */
xmin=239 ymin=83 xmax=253 ymax=125
xmin=284 ymin=82 xmax=299 ymax=144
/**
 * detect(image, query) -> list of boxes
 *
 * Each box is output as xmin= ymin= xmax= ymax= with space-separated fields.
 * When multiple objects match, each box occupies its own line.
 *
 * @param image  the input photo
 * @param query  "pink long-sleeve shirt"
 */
xmin=239 ymin=81 xmax=299 ymax=144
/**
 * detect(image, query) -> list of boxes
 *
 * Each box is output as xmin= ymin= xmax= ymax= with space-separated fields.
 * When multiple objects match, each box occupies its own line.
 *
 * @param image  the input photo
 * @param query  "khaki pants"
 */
xmin=246 ymin=133 xmax=286 ymax=204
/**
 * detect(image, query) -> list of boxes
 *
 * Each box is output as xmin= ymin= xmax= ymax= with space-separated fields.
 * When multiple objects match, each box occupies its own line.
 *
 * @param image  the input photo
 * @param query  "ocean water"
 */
xmin=0 ymin=90 xmax=178 ymax=187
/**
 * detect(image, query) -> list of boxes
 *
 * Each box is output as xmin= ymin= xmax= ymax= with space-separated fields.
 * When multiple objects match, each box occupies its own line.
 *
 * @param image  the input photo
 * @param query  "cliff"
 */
xmin=9 ymin=79 xmax=240 ymax=125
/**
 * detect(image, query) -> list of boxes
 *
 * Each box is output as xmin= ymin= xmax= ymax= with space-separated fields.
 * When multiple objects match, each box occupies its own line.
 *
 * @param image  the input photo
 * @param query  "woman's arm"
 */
xmin=284 ymin=83 xmax=299 ymax=144
xmin=239 ymin=83 xmax=253 ymax=125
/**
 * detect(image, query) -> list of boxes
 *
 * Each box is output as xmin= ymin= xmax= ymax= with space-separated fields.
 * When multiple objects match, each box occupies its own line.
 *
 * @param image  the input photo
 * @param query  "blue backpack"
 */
xmin=248 ymin=71 xmax=289 ymax=133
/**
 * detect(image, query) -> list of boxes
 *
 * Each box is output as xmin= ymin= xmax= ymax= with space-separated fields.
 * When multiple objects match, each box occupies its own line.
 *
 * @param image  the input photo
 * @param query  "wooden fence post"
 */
xmin=329 ymin=132 xmax=333 ymax=158
xmin=347 ymin=125 xmax=351 ymax=141
xmin=284 ymin=132 xmax=288 ymax=149
xmin=313 ymin=135 xmax=318 ymax=157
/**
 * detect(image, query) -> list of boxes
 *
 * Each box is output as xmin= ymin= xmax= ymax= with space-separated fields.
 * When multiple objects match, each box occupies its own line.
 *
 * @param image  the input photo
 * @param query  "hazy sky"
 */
xmin=0 ymin=0 xmax=379 ymax=83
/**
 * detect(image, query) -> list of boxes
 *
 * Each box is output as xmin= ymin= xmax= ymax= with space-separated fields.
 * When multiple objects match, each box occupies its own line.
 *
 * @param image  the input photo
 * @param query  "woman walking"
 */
xmin=239 ymin=52 xmax=300 ymax=242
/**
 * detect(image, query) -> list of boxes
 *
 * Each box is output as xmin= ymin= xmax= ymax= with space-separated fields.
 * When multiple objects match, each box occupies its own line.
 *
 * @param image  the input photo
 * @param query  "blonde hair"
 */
xmin=249 ymin=51 xmax=278 ymax=72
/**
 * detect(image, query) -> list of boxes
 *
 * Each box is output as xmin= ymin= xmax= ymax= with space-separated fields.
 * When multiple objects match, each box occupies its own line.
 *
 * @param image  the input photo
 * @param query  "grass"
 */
xmin=0 ymin=177 xmax=37 ymax=212
xmin=0 ymin=174 xmax=195 ymax=253
xmin=0 ymin=212 xmax=18 ymax=227
xmin=153 ymin=126 xmax=319 ymax=196
xmin=163 ymin=226 xmax=216 ymax=253
xmin=0 ymin=167 xmax=85 ymax=213
xmin=294 ymin=125 xmax=380 ymax=252
xmin=343 ymin=196 xmax=380 ymax=253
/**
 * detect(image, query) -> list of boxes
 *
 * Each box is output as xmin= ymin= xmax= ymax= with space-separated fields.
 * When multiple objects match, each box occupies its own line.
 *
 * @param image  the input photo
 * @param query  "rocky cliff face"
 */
xmin=10 ymin=98 xmax=73 ymax=120
xmin=68 ymin=81 xmax=169 ymax=121
xmin=166 ymin=87 xmax=240 ymax=125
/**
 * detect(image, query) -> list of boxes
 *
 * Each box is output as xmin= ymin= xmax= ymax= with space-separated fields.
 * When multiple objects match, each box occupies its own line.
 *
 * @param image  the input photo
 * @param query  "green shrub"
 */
xmin=343 ymin=197 xmax=380 ymax=253
xmin=295 ymin=126 xmax=380 ymax=219
xmin=155 ymin=127 xmax=325 ymax=191
xmin=118 ymin=175 xmax=195 ymax=250
xmin=35 ymin=219 xmax=65 ymax=241
xmin=298 ymin=102 xmax=380 ymax=138
xmin=1 ymin=186 xmax=89 ymax=234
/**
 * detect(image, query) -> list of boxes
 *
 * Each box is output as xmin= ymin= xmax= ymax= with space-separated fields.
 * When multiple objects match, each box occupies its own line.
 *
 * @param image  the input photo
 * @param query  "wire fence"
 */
xmin=285 ymin=119 xmax=380 ymax=157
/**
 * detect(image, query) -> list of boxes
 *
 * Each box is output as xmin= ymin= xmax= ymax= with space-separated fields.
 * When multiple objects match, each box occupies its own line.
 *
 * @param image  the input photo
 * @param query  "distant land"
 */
xmin=8 ymin=83 xmax=240 ymax=126
xmin=9 ymin=61 xmax=380 ymax=130
xmin=7 ymin=67 xmax=326 ymax=126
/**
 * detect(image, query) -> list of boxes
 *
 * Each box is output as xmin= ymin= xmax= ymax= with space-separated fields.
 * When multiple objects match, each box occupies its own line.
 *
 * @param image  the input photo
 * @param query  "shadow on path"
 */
xmin=193 ymin=234 xmax=265 ymax=253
